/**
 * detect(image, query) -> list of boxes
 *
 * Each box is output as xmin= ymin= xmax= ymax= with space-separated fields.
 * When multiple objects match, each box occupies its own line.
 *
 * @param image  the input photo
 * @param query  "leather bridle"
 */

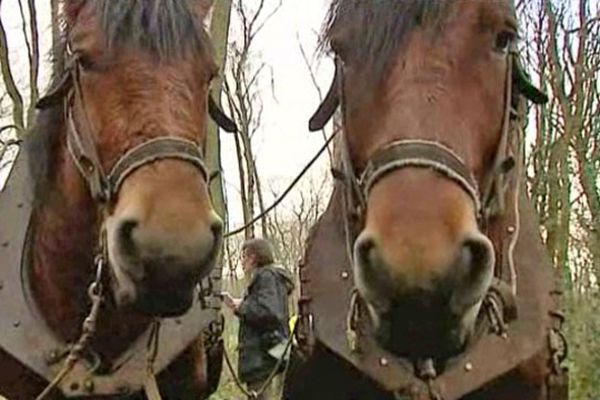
xmin=37 ymin=45 xmax=237 ymax=205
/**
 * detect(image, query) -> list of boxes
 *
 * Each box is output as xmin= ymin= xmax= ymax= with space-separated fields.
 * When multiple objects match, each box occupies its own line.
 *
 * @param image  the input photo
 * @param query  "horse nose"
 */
xmin=117 ymin=219 xmax=139 ymax=254
xmin=112 ymin=212 xmax=222 ymax=281
xmin=354 ymin=230 xmax=494 ymax=314
xmin=459 ymin=235 xmax=494 ymax=274
xmin=210 ymin=216 xmax=224 ymax=242
xmin=356 ymin=234 xmax=376 ymax=266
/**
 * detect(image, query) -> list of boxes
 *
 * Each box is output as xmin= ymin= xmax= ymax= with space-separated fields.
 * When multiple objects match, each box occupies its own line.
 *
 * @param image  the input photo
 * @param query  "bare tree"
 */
xmin=17 ymin=0 xmax=39 ymax=126
xmin=223 ymin=0 xmax=281 ymax=239
xmin=521 ymin=0 xmax=600 ymax=287
xmin=297 ymin=33 xmax=334 ymax=167
xmin=0 ymin=0 xmax=41 ymax=135
xmin=0 ymin=13 xmax=25 ymax=133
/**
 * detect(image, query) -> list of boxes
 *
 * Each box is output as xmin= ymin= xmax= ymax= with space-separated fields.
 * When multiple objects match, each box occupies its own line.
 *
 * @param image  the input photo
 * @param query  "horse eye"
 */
xmin=494 ymin=31 xmax=516 ymax=54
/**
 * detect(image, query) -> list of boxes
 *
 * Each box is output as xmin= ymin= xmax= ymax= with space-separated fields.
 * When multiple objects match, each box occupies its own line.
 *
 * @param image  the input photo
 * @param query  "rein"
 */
xmin=224 ymin=131 xmax=338 ymax=238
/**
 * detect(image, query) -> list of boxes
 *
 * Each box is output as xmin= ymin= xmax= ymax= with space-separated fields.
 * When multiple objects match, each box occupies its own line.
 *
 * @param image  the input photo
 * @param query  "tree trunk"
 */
xmin=0 ymin=15 xmax=24 ymax=133
xmin=25 ymin=0 xmax=39 ymax=127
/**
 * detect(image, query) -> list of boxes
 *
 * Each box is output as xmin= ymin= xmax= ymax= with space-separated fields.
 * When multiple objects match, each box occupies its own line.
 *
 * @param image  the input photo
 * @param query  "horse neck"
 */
xmin=30 ymin=130 xmax=149 ymax=354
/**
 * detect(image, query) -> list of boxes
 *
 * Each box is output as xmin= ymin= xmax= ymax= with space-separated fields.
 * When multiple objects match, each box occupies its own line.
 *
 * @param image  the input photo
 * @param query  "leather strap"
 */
xmin=144 ymin=373 xmax=163 ymax=400
xmin=359 ymin=140 xmax=481 ymax=216
xmin=64 ymin=62 xmax=208 ymax=203
xmin=107 ymin=137 xmax=208 ymax=198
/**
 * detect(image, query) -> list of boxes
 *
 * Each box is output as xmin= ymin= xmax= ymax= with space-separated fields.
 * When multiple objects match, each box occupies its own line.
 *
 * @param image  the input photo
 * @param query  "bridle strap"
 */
xmin=359 ymin=139 xmax=481 ymax=216
xmin=66 ymin=62 xmax=110 ymax=201
xmin=108 ymin=137 xmax=207 ymax=198
xmin=64 ymin=55 xmax=208 ymax=204
xmin=481 ymin=52 xmax=516 ymax=220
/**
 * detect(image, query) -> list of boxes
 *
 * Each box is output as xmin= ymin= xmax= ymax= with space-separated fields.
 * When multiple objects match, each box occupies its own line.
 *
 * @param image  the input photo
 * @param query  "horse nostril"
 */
xmin=210 ymin=218 xmax=224 ymax=240
xmin=356 ymin=235 xmax=376 ymax=267
xmin=462 ymin=236 xmax=493 ymax=272
xmin=118 ymin=219 xmax=139 ymax=254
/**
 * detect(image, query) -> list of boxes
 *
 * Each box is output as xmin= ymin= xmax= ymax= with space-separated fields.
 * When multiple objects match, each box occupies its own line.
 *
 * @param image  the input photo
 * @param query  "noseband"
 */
xmin=359 ymin=139 xmax=482 ymax=218
xmin=37 ymin=45 xmax=236 ymax=204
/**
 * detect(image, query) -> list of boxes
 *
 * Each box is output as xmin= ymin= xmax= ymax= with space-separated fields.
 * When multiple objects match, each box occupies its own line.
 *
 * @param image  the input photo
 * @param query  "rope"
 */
xmin=507 ymin=123 xmax=523 ymax=295
xmin=224 ymin=132 xmax=338 ymax=238
xmin=222 ymin=324 xmax=296 ymax=399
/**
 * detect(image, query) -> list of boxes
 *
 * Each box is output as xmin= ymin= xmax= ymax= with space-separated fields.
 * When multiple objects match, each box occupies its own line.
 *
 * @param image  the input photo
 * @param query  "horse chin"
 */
xmin=109 ymin=272 xmax=196 ymax=317
xmin=107 ymin=257 xmax=205 ymax=317
xmin=366 ymin=297 xmax=480 ymax=362
xmin=133 ymin=289 xmax=195 ymax=317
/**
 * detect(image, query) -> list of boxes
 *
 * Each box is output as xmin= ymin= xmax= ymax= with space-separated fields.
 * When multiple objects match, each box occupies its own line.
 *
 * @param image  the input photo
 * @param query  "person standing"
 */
xmin=223 ymin=238 xmax=294 ymax=400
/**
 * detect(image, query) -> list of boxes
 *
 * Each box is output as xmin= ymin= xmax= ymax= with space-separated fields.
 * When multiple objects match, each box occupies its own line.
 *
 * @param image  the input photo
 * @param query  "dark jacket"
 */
xmin=235 ymin=264 xmax=294 ymax=383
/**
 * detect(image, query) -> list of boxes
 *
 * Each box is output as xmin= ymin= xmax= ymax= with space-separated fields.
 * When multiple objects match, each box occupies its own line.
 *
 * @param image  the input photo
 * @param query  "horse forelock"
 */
xmin=61 ymin=0 xmax=213 ymax=60
xmin=95 ymin=0 xmax=212 ymax=60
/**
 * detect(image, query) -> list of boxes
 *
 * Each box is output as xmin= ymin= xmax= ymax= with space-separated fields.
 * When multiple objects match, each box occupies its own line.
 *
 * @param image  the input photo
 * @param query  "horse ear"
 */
xmin=208 ymin=94 xmax=237 ymax=133
xmin=513 ymin=63 xmax=548 ymax=105
xmin=309 ymin=67 xmax=340 ymax=132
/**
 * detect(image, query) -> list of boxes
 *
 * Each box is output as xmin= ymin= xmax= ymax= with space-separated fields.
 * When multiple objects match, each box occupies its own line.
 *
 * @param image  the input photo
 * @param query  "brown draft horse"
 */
xmin=285 ymin=0 xmax=564 ymax=399
xmin=0 ymin=1 xmax=235 ymax=399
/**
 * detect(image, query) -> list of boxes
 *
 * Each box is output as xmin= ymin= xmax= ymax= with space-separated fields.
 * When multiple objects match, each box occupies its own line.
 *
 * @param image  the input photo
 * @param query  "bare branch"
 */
xmin=0 ymin=13 xmax=25 ymax=132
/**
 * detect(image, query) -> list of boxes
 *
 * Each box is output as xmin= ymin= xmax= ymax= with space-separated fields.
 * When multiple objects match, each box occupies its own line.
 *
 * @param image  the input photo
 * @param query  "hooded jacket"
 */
xmin=235 ymin=264 xmax=295 ymax=383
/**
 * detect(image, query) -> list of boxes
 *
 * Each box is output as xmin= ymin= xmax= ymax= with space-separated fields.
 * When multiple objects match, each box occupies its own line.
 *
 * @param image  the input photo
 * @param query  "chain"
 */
xmin=143 ymin=321 xmax=163 ymax=400
xmin=415 ymin=359 xmax=444 ymax=400
xmin=346 ymin=288 xmax=361 ymax=353
xmin=34 ymin=254 xmax=105 ymax=400
xmin=204 ymin=314 xmax=225 ymax=349
xmin=548 ymin=311 xmax=568 ymax=375
xmin=483 ymin=292 xmax=508 ymax=337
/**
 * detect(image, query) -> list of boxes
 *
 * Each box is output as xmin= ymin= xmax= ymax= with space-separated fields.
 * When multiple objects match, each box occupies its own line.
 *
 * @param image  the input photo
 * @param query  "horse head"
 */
xmin=36 ymin=0 xmax=236 ymax=317
xmin=311 ymin=0 xmax=547 ymax=361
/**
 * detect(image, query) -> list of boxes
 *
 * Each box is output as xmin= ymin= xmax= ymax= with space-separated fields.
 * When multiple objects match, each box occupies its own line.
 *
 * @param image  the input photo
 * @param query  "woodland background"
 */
xmin=0 ymin=0 xmax=598 ymax=398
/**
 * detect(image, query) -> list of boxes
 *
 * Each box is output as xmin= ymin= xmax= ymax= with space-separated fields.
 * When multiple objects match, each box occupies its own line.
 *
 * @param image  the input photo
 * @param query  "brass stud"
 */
xmin=83 ymin=379 xmax=94 ymax=393
xmin=507 ymin=225 xmax=516 ymax=234
xmin=465 ymin=362 xmax=473 ymax=372
xmin=341 ymin=271 xmax=349 ymax=280
xmin=380 ymin=357 xmax=389 ymax=367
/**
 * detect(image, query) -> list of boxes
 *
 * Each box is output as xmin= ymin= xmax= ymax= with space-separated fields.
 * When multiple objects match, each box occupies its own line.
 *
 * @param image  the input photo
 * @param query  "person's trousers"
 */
xmin=246 ymin=373 xmax=282 ymax=400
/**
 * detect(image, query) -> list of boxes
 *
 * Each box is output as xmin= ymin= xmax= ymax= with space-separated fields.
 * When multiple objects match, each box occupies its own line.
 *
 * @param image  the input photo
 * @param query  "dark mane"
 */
xmin=27 ymin=0 xmax=212 ymax=201
xmin=26 ymin=42 xmax=67 ymax=203
xmin=321 ymin=0 xmax=454 ymax=91
xmin=95 ymin=0 xmax=212 ymax=59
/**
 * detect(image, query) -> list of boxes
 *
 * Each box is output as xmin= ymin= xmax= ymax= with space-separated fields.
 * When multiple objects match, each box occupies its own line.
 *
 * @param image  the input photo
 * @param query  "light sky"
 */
xmin=0 ymin=1 xmax=335 ymax=228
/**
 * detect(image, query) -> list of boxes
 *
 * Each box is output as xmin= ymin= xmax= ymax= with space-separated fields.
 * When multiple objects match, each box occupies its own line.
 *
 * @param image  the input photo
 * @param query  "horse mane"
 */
xmin=26 ymin=0 xmax=214 ymax=203
xmin=320 ymin=0 xmax=454 ymax=93
xmin=26 ymin=40 xmax=66 ymax=204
